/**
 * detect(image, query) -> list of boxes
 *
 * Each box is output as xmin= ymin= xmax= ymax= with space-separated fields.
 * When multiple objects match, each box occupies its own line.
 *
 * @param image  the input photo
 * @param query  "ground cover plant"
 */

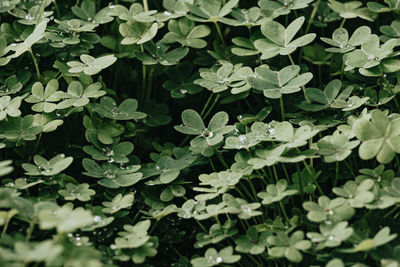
xmin=0 ymin=0 xmax=400 ymax=266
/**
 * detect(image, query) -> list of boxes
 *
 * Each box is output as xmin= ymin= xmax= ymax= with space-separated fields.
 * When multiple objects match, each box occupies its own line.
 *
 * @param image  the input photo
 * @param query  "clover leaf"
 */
xmin=141 ymin=153 xmax=196 ymax=184
xmin=235 ymin=227 xmax=271 ymax=254
xmin=25 ymin=80 xmax=60 ymax=113
xmin=0 ymin=95 xmax=22 ymax=120
xmin=248 ymin=65 xmax=313 ymax=98
xmin=56 ymin=81 xmax=106 ymax=109
xmin=0 ymin=37 xmax=11 ymax=66
xmin=195 ymin=220 xmax=238 ymax=248
xmin=119 ymin=21 xmax=158 ymax=45
xmin=71 ymin=0 xmax=114 ymax=24
xmin=259 ymin=0 xmax=313 ymax=18
xmin=344 ymin=227 xmax=397 ymax=253
xmin=332 ymin=179 xmax=376 ymax=208
xmin=230 ymin=34 xmax=260 ymax=56
xmin=136 ymin=41 xmax=189 ymax=65
xmin=191 ymin=246 xmax=241 ymax=266
xmin=39 ymin=205 xmax=94 ymax=233
xmin=254 ymin=16 xmax=316 ymax=59
xmin=328 ymin=0 xmax=377 ymax=21
xmin=195 ymin=62 xmax=253 ymax=94
xmin=267 ymin=230 xmax=311 ymax=263
xmin=83 ymin=115 xmax=125 ymax=145
xmin=22 ymin=154 xmax=73 ymax=176
xmin=7 ymin=20 xmax=47 ymax=59
xmin=307 ymin=221 xmax=353 ymax=250
xmin=303 ymin=196 xmax=355 ymax=224
xmin=162 ymin=17 xmax=211 ymax=48
xmin=82 ymin=159 xmax=143 ymax=188
xmin=356 ymin=164 xmax=394 ymax=186
xmin=67 ymin=54 xmax=117 ymax=75
xmin=0 ymin=241 xmax=63 ymax=266
xmin=248 ymin=145 xmax=308 ymax=169
xmin=344 ymin=35 xmax=400 ymax=76
xmin=175 ymin=109 xmax=234 ymax=155
xmin=317 ymin=130 xmax=360 ymax=162
xmin=220 ymin=7 xmax=266 ymax=27
xmin=112 ymin=220 xmax=158 ymax=264
xmin=380 ymin=19 xmax=400 ymax=42
xmin=58 ymin=183 xmax=95 ymax=202
xmin=353 ymin=109 xmax=400 ymax=164
xmin=321 ymin=26 xmax=371 ymax=53
xmin=0 ymin=115 xmax=42 ymax=146
xmin=185 ymin=0 xmax=240 ymax=23
xmin=162 ymin=62 xmax=203 ymax=98
xmin=84 ymin=139 xmax=134 ymax=164
xmin=258 ymin=179 xmax=297 ymax=205
xmin=102 ymin=193 xmax=134 ymax=214
xmin=93 ymin=96 xmax=146 ymax=120
xmin=223 ymin=193 xmax=262 ymax=219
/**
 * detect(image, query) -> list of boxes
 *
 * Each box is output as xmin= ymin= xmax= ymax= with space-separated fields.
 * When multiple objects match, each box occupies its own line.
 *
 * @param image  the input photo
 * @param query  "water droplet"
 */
xmin=76 ymin=241 xmax=82 ymax=246
xmin=108 ymin=157 xmax=114 ymax=163
xmin=110 ymin=107 xmax=119 ymax=115
xmin=87 ymin=17 xmax=93 ymax=22
xmin=155 ymin=165 xmax=160 ymax=170
xmin=328 ymin=235 xmax=334 ymax=240
xmin=67 ymin=233 xmax=73 ymax=237
xmin=242 ymin=206 xmax=252 ymax=213
xmin=103 ymin=169 xmax=115 ymax=179
xmin=59 ymin=154 xmax=65 ymax=158
xmin=202 ymin=128 xmax=213 ymax=138
xmin=215 ymin=257 xmax=223 ymax=263
xmin=108 ymin=2 xmax=115 ymax=8
xmin=163 ymin=11 xmax=171 ymax=16
xmin=346 ymin=100 xmax=354 ymax=108
xmin=238 ymin=135 xmax=246 ymax=143
xmin=110 ymin=244 xmax=117 ymax=250
xmin=111 ymin=205 xmax=118 ymax=211
xmin=180 ymin=89 xmax=188 ymax=94
xmin=119 ymin=163 xmax=127 ymax=169
xmin=266 ymin=124 xmax=275 ymax=137
xmin=325 ymin=220 xmax=332 ymax=225
xmin=94 ymin=216 xmax=101 ymax=223
xmin=25 ymin=13 xmax=34 ymax=21
xmin=8 ymin=182 xmax=14 ymax=187
xmin=237 ymin=115 xmax=243 ymax=120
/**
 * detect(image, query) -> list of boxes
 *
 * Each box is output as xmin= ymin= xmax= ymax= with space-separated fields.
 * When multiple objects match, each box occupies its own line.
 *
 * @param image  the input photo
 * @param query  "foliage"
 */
xmin=0 ymin=0 xmax=400 ymax=266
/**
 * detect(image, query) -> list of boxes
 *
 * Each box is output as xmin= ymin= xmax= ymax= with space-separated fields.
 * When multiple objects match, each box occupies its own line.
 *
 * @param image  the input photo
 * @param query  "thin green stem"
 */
xmin=203 ymin=94 xmax=220 ymax=120
xmin=142 ymin=0 xmax=149 ymax=11
xmin=302 ymin=160 xmax=324 ymax=195
xmin=35 ymin=0 xmax=47 ymax=27
xmin=213 ymin=147 xmax=229 ymax=169
xmin=29 ymin=49 xmax=41 ymax=79
xmin=272 ymin=165 xmax=279 ymax=183
xmin=213 ymin=22 xmax=226 ymax=47
xmin=53 ymin=0 xmax=61 ymax=18
xmin=279 ymin=97 xmax=285 ymax=121
xmin=279 ymin=201 xmax=289 ymax=223
xmin=383 ymin=206 xmax=398 ymax=219
xmin=339 ymin=18 xmax=347 ymax=29
xmin=334 ymin=161 xmax=339 ymax=187
xmin=344 ymin=159 xmax=356 ymax=178
xmin=305 ymin=0 xmax=321 ymax=34
xmin=200 ymin=93 xmax=214 ymax=117
xmin=26 ymin=218 xmax=37 ymax=241
xmin=295 ymin=163 xmax=304 ymax=201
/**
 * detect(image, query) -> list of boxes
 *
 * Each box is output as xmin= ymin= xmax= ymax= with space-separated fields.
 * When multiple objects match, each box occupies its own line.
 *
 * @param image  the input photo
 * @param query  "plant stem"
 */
xmin=203 ymin=94 xmax=220 ymax=120
xmin=35 ymin=0 xmax=47 ymax=27
xmin=334 ymin=161 xmax=339 ymax=187
xmin=29 ymin=49 xmax=41 ymax=79
xmin=142 ymin=0 xmax=149 ymax=11
xmin=53 ymin=0 xmax=61 ymax=18
xmin=272 ymin=165 xmax=279 ymax=183
xmin=26 ymin=218 xmax=37 ymax=241
xmin=343 ymin=159 xmax=356 ymax=178
xmin=279 ymin=201 xmax=289 ymax=223
xmin=339 ymin=18 xmax=347 ymax=28
xmin=279 ymin=97 xmax=285 ymax=121
xmin=200 ymin=93 xmax=214 ymax=117
xmin=213 ymin=22 xmax=226 ymax=47
xmin=305 ymin=0 xmax=321 ymax=34
xmin=288 ymin=54 xmax=310 ymax=103
xmin=295 ymin=163 xmax=304 ymax=201
xmin=302 ymin=160 xmax=324 ymax=195
xmin=213 ymin=147 xmax=229 ymax=169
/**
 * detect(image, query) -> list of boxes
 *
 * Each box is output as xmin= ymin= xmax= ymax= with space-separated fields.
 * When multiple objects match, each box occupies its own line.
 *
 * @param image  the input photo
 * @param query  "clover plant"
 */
xmin=1 ymin=0 xmax=400 ymax=266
